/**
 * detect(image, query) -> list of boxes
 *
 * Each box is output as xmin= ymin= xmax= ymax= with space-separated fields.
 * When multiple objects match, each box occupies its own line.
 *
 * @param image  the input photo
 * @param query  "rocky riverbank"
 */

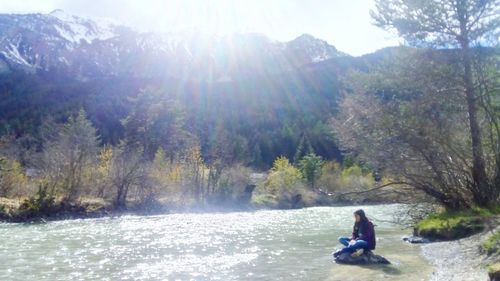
xmin=422 ymin=223 xmax=500 ymax=281
xmin=416 ymin=213 xmax=500 ymax=281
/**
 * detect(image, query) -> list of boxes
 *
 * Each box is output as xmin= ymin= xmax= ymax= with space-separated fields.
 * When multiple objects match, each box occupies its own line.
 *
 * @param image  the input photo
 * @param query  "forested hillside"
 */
xmin=0 ymin=7 xmax=497 ymax=218
xmin=0 ymin=60 xmax=346 ymax=168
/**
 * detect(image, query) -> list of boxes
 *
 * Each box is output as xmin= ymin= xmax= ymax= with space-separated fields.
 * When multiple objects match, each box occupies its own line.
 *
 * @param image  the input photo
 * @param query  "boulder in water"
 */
xmin=402 ymin=235 xmax=430 ymax=244
xmin=333 ymin=250 xmax=390 ymax=265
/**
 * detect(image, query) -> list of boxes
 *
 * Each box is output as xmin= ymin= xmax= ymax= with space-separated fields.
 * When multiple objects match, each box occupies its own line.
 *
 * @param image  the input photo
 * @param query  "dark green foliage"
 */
xmin=122 ymin=89 xmax=194 ymax=159
xmin=293 ymin=136 xmax=313 ymax=164
xmin=0 ymin=58 xmax=344 ymax=168
xmin=298 ymin=153 xmax=323 ymax=189
xmin=18 ymin=182 xmax=55 ymax=218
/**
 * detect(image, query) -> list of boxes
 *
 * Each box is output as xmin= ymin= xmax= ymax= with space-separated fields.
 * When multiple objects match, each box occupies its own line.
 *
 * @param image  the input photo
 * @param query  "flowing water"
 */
xmin=0 ymin=204 xmax=433 ymax=281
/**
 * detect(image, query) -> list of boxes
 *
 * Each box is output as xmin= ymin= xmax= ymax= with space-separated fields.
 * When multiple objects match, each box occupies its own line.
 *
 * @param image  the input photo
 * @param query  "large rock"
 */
xmin=333 ymin=250 xmax=390 ymax=265
xmin=402 ymin=235 xmax=430 ymax=244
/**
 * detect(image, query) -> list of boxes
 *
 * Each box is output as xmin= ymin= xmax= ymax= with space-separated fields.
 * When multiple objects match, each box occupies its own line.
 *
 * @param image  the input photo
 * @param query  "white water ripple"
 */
xmin=0 ymin=205 xmax=432 ymax=281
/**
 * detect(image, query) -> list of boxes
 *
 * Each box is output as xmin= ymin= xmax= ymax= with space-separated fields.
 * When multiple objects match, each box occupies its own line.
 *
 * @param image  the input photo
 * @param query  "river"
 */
xmin=0 ymin=204 xmax=433 ymax=281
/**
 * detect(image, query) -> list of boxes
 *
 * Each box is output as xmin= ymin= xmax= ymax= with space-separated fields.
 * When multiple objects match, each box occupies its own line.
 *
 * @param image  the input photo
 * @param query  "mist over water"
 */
xmin=0 ymin=204 xmax=431 ymax=281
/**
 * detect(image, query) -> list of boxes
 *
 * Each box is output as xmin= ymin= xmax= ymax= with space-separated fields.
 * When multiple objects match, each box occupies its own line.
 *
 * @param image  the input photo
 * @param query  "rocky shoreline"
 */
xmin=420 ymin=220 xmax=499 ymax=281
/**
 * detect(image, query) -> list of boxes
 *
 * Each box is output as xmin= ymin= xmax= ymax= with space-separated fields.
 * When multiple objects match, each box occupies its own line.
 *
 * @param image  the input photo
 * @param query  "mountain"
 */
xmin=0 ymin=10 xmax=385 ymax=167
xmin=0 ymin=10 xmax=123 ymax=73
xmin=286 ymin=34 xmax=345 ymax=63
xmin=0 ymin=10 xmax=346 ymax=81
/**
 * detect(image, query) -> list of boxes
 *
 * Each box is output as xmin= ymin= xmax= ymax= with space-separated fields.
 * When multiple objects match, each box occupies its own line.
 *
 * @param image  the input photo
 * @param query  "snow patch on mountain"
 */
xmin=2 ymin=43 xmax=29 ymax=65
xmin=49 ymin=9 xmax=117 ymax=44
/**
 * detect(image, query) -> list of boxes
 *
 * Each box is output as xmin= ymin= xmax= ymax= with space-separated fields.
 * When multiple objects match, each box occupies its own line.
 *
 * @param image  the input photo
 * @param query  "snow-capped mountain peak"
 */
xmin=49 ymin=9 xmax=73 ymax=21
xmin=0 ymin=11 xmax=346 ymax=78
xmin=48 ymin=9 xmax=118 ymax=44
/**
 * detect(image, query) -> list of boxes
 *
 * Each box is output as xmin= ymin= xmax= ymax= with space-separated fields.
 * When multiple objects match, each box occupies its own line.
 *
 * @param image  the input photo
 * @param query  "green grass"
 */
xmin=481 ymin=232 xmax=500 ymax=255
xmin=415 ymin=206 xmax=499 ymax=240
xmin=488 ymin=262 xmax=500 ymax=274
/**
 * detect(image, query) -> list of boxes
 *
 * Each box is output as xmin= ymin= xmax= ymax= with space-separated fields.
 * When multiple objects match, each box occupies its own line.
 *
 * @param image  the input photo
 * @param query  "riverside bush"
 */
xmin=414 ymin=208 xmax=499 ymax=240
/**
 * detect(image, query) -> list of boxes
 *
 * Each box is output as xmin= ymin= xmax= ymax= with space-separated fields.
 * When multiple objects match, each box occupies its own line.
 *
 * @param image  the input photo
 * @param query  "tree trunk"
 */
xmin=115 ymin=184 xmax=127 ymax=208
xmin=115 ymin=185 xmax=122 ymax=207
xmin=120 ymin=185 xmax=129 ymax=207
xmin=460 ymin=38 xmax=490 ymax=206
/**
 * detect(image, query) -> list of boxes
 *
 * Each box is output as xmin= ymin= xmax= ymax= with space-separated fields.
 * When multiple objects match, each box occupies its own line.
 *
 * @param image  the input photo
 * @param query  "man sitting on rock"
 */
xmin=333 ymin=209 xmax=376 ymax=258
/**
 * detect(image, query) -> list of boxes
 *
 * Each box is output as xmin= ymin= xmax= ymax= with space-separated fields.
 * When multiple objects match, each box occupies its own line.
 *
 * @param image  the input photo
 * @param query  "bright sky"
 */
xmin=0 ymin=0 xmax=400 ymax=56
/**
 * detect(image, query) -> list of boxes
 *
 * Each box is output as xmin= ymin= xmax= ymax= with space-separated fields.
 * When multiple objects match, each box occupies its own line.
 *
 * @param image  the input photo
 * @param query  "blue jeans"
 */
xmin=338 ymin=236 xmax=369 ymax=253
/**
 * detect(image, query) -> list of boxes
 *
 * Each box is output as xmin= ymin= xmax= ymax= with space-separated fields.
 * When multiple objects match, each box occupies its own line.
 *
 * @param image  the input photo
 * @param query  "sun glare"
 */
xmin=146 ymin=0 xmax=266 ymax=36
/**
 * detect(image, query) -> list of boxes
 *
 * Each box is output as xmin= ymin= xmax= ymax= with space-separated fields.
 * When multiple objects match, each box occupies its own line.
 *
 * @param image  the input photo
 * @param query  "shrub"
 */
xmin=316 ymin=161 xmax=375 ymax=192
xmin=0 ymin=158 xmax=28 ymax=197
xmin=251 ymin=193 xmax=279 ymax=208
xmin=40 ymin=110 xmax=98 ymax=200
xmin=316 ymin=160 xmax=341 ymax=191
xmin=18 ymin=181 xmax=56 ymax=217
xmin=214 ymin=165 xmax=252 ymax=202
xmin=93 ymin=145 xmax=114 ymax=199
xmin=339 ymin=164 xmax=374 ymax=189
xmin=110 ymin=145 xmax=148 ymax=208
xmin=264 ymin=156 xmax=303 ymax=194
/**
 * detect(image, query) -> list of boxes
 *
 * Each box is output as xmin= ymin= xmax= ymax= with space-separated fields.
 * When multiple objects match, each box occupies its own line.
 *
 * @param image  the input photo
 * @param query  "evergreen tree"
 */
xmin=298 ymin=153 xmax=324 ymax=189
